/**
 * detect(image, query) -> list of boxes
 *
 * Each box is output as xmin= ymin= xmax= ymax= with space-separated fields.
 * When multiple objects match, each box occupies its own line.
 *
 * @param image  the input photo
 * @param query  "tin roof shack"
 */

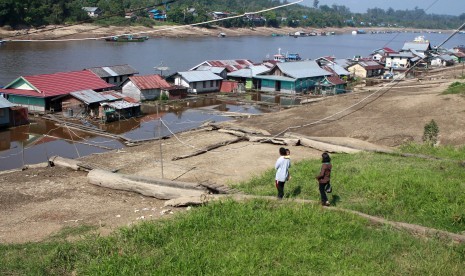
xmin=99 ymin=98 xmax=141 ymax=123
xmin=86 ymin=64 xmax=139 ymax=89
xmin=347 ymin=60 xmax=384 ymax=79
xmin=191 ymin=66 xmax=228 ymax=79
xmin=122 ymin=75 xmax=170 ymax=101
xmin=254 ymin=60 xmax=331 ymax=94
xmin=172 ymin=71 xmax=223 ymax=94
xmin=61 ymin=90 xmax=108 ymax=119
xmin=0 ymin=70 xmax=114 ymax=114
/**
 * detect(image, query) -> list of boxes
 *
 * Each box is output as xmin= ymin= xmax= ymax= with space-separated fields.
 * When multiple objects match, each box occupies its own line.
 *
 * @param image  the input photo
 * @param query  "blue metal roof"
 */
xmin=276 ymin=60 xmax=331 ymax=79
xmin=0 ymin=96 xmax=16 ymax=108
xmin=177 ymin=71 xmax=223 ymax=82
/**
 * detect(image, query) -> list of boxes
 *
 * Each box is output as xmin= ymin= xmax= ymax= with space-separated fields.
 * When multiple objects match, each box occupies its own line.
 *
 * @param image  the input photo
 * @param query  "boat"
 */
xmin=0 ymin=40 xmax=5 ymax=45
xmin=218 ymin=32 xmax=226 ymax=38
xmin=105 ymin=35 xmax=149 ymax=42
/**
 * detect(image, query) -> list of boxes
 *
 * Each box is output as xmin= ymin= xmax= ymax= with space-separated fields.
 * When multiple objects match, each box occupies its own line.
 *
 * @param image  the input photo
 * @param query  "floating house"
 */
xmin=61 ymin=89 xmax=140 ymax=122
xmin=0 ymin=70 xmax=114 ymax=114
xmin=122 ymin=75 xmax=171 ymax=101
xmin=0 ymin=97 xmax=28 ymax=129
xmin=86 ymin=64 xmax=139 ymax=88
xmin=347 ymin=60 xmax=385 ymax=78
xmin=172 ymin=71 xmax=223 ymax=94
xmin=227 ymin=65 xmax=270 ymax=89
xmin=254 ymin=61 xmax=331 ymax=94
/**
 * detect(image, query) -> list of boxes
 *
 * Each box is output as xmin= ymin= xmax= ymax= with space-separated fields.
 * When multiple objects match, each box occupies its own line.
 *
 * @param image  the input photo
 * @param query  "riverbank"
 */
xmin=0 ymin=24 xmax=454 ymax=40
xmin=1 ymin=64 xmax=464 ymax=243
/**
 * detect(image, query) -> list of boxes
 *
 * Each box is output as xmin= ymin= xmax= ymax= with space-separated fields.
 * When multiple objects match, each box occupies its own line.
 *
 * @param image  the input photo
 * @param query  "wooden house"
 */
xmin=122 ymin=75 xmax=171 ymax=101
xmin=86 ymin=64 xmax=139 ymax=89
xmin=254 ymin=61 xmax=331 ymax=94
xmin=61 ymin=89 xmax=108 ymax=118
xmin=0 ymin=97 xmax=28 ymax=129
xmin=0 ymin=70 xmax=114 ymax=114
xmin=347 ymin=60 xmax=384 ymax=78
xmin=173 ymin=71 xmax=223 ymax=94
xmin=161 ymin=86 xmax=188 ymax=100
xmin=227 ymin=65 xmax=270 ymax=89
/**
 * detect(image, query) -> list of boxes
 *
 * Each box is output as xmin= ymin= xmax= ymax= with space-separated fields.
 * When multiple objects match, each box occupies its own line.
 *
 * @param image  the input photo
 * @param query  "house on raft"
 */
xmin=86 ymin=64 xmax=139 ymax=89
xmin=171 ymin=71 xmax=223 ymax=94
xmin=227 ymin=65 xmax=271 ymax=90
xmin=61 ymin=90 xmax=140 ymax=122
xmin=0 ymin=96 xmax=29 ymax=129
xmin=0 ymin=70 xmax=114 ymax=114
xmin=253 ymin=60 xmax=332 ymax=94
xmin=122 ymin=75 xmax=171 ymax=101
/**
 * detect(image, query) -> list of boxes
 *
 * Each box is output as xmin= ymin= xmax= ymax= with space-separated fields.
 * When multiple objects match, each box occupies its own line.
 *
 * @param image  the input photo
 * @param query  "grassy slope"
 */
xmin=1 ymin=146 xmax=465 ymax=275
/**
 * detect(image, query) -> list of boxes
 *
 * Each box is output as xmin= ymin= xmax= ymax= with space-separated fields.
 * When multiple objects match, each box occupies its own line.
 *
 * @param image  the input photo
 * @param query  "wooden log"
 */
xmin=88 ymin=169 xmax=208 ymax=200
xmin=49 ymin=156 xmax=81 ymax=171
xmin=247 ymin=136 xmax=299 ymax=146
xmin=284 ymin=134 xmax=360 ymax=153
xmin=172 ymin=137 xmax=246 ymax=161
xmin=209 ymin=123 xmax=271 ymax=136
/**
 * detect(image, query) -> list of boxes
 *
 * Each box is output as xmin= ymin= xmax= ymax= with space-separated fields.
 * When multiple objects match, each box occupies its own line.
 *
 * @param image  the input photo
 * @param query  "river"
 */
xmin=0 ymin=31 xmax=463 ymax=171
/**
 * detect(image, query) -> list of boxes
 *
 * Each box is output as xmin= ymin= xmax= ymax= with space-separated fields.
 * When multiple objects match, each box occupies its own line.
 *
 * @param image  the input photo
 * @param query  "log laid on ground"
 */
xmin=284 ymin=134 xmax=360 ymax=154
xmin=209 ymin=123 xmax=271 ymax=136
xmin=88 ymin=169 xmax=208 ymax=200
xmin=49 ymin=156 xmax=81 ymax=171
xmin=247 ymin=136 xmax=299 ymax=146
xmin=172 ymin=137 xmax=246 ymax=161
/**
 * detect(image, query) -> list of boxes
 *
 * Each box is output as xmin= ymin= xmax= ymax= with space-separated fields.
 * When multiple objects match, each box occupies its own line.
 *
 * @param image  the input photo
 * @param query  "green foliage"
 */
xmin=1 ymin=200 xmax=464 ymax=275
xmin=0 ymin=0 xmax=462 ymax=29
xmin=422 ymin=119 xmax=439 ymax=146
xmin=443 ymin=81 xmax=465 ymax=95
xmin=234 ymin=150 xmax=465 ymax=233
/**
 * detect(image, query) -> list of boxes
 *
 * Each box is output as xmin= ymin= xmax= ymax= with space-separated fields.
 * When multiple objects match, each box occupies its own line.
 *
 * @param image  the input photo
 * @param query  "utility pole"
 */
xmin=156 ymin=104 xmax=164 ymax=178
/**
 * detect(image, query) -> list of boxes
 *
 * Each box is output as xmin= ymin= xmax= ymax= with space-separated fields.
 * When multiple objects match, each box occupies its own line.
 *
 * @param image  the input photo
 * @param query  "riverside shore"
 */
xmin=0 ymin=24 xmax=453 ymax=41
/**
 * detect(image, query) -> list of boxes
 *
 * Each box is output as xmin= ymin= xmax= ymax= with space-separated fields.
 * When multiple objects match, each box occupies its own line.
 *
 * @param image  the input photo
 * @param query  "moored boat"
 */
xmin=105 ymin=35 xmax=149 ymax=42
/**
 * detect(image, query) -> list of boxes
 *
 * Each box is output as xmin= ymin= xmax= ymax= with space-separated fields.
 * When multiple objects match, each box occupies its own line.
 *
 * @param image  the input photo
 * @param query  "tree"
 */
xmin=422 ymin=119 xmax=439 ymax=146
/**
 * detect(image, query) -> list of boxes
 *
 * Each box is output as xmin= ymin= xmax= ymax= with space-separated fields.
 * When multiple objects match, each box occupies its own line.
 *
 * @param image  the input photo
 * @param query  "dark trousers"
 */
xmin=276 ymin=180 xmax=285 ymax=199
xmin=319 ymin=183 xmax=328 ymax=203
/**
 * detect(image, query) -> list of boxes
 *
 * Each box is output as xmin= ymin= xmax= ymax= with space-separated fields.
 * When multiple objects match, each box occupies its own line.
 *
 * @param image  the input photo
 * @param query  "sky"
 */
xmin=302 ymin=0 xmax=465 ymax=16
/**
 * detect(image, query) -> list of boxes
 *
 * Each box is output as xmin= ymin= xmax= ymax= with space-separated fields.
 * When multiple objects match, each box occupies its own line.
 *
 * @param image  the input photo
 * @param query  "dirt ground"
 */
xmin=1 ymin=65 xmax=465 ymax=244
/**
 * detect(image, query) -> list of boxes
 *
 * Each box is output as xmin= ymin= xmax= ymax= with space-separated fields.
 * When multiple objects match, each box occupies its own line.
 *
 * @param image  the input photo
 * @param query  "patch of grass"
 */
xmin=49 ymin=224 xmax=98 ymax=240
xmin=234 ymin=149 xmax=465 ymax=233
xmin=1 ymin=200 xmax=464 ymax=275
xmin=442 ymin=81 xmax=465 ymax=95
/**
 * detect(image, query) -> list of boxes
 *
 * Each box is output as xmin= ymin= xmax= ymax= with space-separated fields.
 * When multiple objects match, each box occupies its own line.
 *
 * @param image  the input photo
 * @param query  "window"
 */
xmin=210 ymin=80 xmax=214 ymax=87
xmin=113 ymin=77 xmax=117 ymax=83
xmin=193 ymin=83 xmax=197 ymax=89
xmin=203 ymin=82 xmax=206 ymax=88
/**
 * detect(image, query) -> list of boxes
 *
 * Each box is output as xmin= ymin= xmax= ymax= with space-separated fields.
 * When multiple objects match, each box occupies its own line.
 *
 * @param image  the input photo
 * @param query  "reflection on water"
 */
xmin=0 ymin=99 xmax=267 ymax=171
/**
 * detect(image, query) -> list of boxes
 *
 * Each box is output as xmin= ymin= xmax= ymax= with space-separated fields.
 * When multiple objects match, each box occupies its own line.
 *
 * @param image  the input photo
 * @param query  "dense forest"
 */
xmin=0 ymin=0 xmax=464 ymax=30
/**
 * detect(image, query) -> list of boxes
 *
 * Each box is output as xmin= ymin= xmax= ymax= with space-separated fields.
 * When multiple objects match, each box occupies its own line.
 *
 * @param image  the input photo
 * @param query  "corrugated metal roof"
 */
xmin=389 ymin=52 xmax=415 ymax=58
xmin=70 ymin=89 xmax=107 ymax=104
xmin=254 ymin=75 xmax=296 ymax=82
xmin=0 ymin=96 xmax=16 ymax=108
xmin=102 ymin=100 xmax=140 ymax=110
xmin=195 ymin=66 xmax=226 ymax=74
xmin=3 ymin=70 xmax=114 ymax=98
xmin=191 ymin=59 xmax=254 ymax=72
xmin=228 ymin=65 xmax=270 ymax=78
xmin=129 ymin=75 xmax=171 ymax=90
xmin=177 ymin=71 xmax=224 ymax=82
xmin=86 ymin=64 xmax=139 ymax=78
xmin=358 ymin=61 xmax=384 ymax=70
xmin=326 ymin=75 xmax=346 ymax=85
xmin=277 ymin=61 xmax=331 ymax=79
xmin=402 ymin=42 xmax=431 ymax=52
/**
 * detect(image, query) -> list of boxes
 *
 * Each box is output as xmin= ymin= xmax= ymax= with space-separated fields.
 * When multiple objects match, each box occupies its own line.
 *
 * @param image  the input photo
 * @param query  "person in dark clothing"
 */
xmin=315 ymin=152 xmax=332 ymax=206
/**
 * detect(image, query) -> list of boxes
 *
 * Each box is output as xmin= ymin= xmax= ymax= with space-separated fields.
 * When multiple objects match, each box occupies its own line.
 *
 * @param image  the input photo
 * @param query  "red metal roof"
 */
xmin=326 ymin=75 xmax=346 ymax=85
xmin=23 ymin=70 xmax=114 ymax=97
xmin=129 ymin=75 xmax=170 ymax=90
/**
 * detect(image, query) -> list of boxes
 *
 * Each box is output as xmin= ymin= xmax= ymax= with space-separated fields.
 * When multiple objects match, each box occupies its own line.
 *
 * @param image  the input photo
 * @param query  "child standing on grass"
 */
xmin=315 ymin=152 xmax=332 ymax=206
xmin=275 ymin=147 xmax=291 ymax=199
